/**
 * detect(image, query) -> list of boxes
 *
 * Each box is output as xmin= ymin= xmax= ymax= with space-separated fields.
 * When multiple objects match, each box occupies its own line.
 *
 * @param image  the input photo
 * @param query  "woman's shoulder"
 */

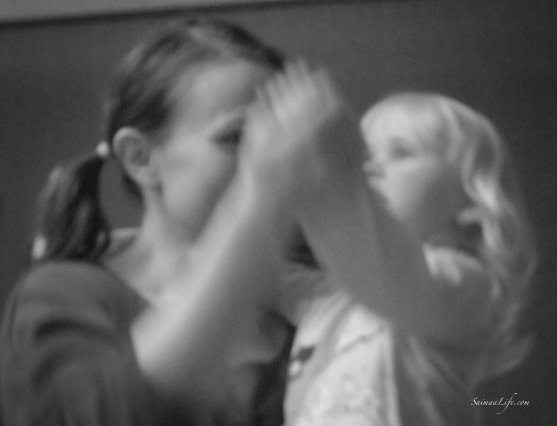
xmin=5 ymin=260 xmax=143 ymax=330
xmin=0 ymin=261 xmax=170 ymax=426
xmin=16 ymin=260 xmax=126 ymax=299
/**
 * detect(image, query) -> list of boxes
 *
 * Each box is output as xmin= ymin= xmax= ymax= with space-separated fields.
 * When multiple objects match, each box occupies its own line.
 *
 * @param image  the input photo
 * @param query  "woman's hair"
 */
xmin=33 ymin=19 xmax=284 ymax=262
xmin=362 ymin=92 xmax=537 ymax=378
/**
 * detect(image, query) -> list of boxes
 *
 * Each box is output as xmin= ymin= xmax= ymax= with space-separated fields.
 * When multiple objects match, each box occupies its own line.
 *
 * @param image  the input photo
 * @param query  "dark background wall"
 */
xmin=1 ymin=0 xmax=555 ymax=424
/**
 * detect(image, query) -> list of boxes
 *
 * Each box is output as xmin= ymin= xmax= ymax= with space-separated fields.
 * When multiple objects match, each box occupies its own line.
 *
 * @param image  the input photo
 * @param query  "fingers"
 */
xmin=262 ymin=60 xmax=341 ymax=126
xmin=258 ymin=60 xmax=312 ymax=124
xmin=282 ymin=60 xmax=326 ymax=104
xmin=245 ymin=58 xmax=349 ymax=153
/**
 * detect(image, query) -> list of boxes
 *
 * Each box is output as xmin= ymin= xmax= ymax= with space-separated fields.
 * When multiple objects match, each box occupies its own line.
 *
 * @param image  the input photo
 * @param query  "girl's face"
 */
xmin=153 ymin=60 xmax=274 ymax=236
xmin=362 ymin=106 xmax=468 ymax=242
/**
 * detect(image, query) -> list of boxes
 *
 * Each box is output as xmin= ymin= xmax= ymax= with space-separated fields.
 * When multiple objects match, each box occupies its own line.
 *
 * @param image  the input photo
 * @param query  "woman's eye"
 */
xmin=389 ymin=143 xmax=413 ymax=160
xmin=363 ymin=159 xmax=383 ymax=178
xmin=216 ymin=129 xmax=243 ymax=147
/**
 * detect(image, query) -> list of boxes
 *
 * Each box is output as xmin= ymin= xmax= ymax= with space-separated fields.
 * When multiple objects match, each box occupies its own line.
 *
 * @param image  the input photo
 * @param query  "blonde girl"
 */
xmin=282 ymin=92 xmax=536 ymax=426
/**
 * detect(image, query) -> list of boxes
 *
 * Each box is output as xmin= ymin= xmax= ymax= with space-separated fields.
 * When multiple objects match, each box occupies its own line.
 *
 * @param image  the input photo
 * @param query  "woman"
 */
xmin=0 ymin=19 xmax=350 ymax=426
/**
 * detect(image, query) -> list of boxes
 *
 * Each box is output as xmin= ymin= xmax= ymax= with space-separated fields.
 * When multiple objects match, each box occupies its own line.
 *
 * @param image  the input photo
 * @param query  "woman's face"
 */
xmin=153 ymin=60 xmax=274 ymax=236
xmin=151 ymin=61 xmax=285 ymax=421
xmin=362 ymin=106 xmax=468 ymax=242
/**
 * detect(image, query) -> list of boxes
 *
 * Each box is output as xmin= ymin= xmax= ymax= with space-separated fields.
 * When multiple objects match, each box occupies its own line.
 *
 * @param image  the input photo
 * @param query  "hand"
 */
xmin=240 ymin=61 xmax=361 ymax=207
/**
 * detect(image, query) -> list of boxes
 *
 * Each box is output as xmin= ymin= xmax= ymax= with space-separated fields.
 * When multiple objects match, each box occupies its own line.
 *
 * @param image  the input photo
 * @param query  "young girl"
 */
xmin=0 ymin=19 xmax=350 ymax=426
xmin=281 ymin=92 xmax=536 ymax=426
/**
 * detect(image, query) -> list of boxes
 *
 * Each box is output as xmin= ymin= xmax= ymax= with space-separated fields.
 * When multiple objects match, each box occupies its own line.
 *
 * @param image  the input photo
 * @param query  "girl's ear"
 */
xmin=112 ymin=128 xmax=160 ymax=189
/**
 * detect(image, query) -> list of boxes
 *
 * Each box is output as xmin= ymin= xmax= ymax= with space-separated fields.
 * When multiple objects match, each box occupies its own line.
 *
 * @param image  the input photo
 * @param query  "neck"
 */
xmin=104 ymin=206 xmax=197 ymax=302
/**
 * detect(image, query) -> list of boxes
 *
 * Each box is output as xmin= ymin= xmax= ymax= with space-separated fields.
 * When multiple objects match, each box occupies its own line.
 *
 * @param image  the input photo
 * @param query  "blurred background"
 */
xmin=0 ymin=0 xmax=555 ymax=424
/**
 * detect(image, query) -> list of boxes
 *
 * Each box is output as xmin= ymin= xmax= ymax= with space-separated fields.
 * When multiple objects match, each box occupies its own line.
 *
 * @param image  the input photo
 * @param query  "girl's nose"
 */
xmin=454 ymin=206 xmax=483 ymax=242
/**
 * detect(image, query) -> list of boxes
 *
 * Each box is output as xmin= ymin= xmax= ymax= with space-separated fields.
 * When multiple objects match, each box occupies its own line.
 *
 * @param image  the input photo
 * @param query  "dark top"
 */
xmin=0 ymin=261 xmax=193 ymax=425
xmin=0 ymin=261 xmax=293 ymax=426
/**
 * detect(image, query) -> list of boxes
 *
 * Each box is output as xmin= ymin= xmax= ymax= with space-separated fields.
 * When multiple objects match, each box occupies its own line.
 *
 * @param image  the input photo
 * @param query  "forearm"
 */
xmin=297 ymin=168 xmax=472 ymax=341
xmin=132 ymin=182 xmax=287 ymax=401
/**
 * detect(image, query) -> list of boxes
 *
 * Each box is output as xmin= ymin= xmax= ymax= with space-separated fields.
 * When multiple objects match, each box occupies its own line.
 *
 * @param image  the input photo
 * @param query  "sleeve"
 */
xmin=0 ymin=263 xmax=164 ymax=426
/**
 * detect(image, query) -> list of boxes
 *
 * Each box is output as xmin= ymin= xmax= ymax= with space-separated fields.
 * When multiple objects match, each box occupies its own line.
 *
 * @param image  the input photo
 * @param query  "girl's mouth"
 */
xmin=427 ymin=233 xmax=478 ymax=257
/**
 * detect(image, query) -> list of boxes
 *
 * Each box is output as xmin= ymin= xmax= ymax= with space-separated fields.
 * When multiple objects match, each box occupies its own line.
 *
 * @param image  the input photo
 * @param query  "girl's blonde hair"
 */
xmin=362 ymin=92 xmax=537 ymax=379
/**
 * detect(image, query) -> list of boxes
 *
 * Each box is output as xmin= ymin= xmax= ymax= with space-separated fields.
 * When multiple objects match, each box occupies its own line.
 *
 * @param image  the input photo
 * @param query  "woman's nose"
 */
xmin=363 ymin=159 xmax=384 ymax=179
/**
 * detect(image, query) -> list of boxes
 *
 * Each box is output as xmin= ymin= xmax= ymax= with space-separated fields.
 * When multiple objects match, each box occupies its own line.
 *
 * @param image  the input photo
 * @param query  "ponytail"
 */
xmin=34 ymin=153 xmax=111 ymax=262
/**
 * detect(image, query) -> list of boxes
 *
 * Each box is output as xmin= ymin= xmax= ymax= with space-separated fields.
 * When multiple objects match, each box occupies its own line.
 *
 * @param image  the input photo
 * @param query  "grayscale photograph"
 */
xmin=0 ymin=1 xmax=555 ymax=425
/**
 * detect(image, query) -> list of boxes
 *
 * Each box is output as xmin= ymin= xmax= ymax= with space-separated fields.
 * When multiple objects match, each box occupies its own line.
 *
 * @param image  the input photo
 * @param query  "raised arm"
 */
xmin=256 ymin=66 xmax=493 ymax=345
xmin=300 ymin=167 xmax=495 ymax=344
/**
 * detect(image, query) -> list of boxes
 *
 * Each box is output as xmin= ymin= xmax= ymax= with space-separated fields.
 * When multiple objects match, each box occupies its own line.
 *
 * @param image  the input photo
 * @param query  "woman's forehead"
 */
xmin=171 ymin=60 xmax=273 ymax=130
